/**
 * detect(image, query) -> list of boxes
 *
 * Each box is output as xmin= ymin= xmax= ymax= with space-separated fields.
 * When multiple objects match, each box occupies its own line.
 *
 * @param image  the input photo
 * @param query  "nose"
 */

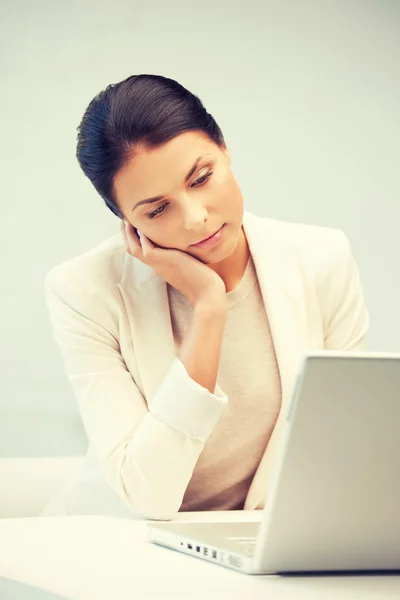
xmin=180 ymin=197 xmax=209 ymax=232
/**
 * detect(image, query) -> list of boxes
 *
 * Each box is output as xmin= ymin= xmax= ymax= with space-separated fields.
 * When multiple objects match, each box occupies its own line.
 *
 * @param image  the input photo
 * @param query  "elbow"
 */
xmin=106 ymin=464 xmax=182 ymax=521
xmin=103 ymin=446 xmax=185 ymax=521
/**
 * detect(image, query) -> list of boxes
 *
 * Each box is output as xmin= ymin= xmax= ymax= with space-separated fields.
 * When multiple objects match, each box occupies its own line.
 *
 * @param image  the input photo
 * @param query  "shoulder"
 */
xmin=262 ymin=218 xmax=368 ymax=348
xmin=263 ymin=217 xmax=350 ymax=257
xmin=44 ymin=232 xmax=127 ymax=309
xmin=262 ymin=217 xmax=352 ymax=278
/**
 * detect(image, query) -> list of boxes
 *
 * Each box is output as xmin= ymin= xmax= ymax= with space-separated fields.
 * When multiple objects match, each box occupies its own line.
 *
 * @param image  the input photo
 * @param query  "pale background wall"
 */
xmin=1 ymin=0 xmax=399 ymax=456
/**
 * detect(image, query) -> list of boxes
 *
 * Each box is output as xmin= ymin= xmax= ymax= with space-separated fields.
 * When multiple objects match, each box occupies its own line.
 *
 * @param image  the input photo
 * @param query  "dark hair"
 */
xmin=76 ymin=74 xmax=226 ymax=219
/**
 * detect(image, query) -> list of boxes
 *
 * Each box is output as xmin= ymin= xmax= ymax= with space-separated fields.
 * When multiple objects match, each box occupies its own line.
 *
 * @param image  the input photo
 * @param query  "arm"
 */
xmin=179 ymin=298 xmax=228 ymax=394
xmin=320 ymin=231 xmax=369 ymax=351
xmin=44 ymin=272 xmax=228 ymax=521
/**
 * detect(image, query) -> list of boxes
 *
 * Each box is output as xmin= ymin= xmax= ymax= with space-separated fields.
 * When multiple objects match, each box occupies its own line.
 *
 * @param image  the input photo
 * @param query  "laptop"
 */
xmin=147 ymin=351 xmax=400 ymax=574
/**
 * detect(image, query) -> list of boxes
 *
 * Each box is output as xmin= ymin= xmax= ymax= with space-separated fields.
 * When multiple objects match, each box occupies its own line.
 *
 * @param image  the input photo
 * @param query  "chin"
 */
xmin=207 ymin=242 xmax=238 ymax=265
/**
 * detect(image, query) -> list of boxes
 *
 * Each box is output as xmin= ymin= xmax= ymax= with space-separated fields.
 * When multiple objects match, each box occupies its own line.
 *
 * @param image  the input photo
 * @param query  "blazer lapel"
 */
xmin=118 ymin=260 xmax=176 ymax=404
xmin=241 ymin=212 xmax=309 ymax=509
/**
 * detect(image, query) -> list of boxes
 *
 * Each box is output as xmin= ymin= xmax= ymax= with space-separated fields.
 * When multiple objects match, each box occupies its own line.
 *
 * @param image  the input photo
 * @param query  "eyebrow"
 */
xmin=131 ymin=154 xmax=210 ymax=212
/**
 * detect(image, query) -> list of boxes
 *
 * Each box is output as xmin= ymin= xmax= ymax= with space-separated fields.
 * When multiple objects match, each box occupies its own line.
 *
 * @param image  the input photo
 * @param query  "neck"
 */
xmin=209 ymin=225 xmax=250 ymax=293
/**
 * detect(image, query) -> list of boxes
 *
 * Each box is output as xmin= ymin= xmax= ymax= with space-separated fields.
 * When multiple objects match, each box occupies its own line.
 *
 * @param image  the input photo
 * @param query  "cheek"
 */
xmin=217 ymin=170 xmax=240 ymax=195
xmin=148 ymin=234 xmax=176 ymax=250
xmin=220 ymin=178 xmax=243 ymax=210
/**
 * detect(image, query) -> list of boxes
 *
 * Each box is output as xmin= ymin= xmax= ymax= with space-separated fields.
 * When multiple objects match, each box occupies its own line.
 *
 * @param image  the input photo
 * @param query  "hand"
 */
xmin=120 ymin=221 xmax=227 ymax=308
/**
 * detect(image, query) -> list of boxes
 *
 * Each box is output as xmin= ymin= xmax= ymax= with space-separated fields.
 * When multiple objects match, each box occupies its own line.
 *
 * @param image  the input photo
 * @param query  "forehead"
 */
xmin=114 ymin=131 xmax=216 ymax=203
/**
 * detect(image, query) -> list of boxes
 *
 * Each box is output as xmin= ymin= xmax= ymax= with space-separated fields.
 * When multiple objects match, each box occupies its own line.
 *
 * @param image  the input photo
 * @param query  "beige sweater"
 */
xmin=168 ymin=253 xmax=282 ymax=511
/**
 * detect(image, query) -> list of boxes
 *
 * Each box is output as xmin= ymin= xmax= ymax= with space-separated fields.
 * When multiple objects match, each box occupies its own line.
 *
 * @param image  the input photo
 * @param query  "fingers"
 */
xmin=120 ymin=220 xmax=140 ymax=256
xmin=137 ymin=229 xmax=154 ymax=251
xmin=120 ymin=220 xmax=128 ymax=249
xmin=120 ymin=220 xmax=154 ymax=258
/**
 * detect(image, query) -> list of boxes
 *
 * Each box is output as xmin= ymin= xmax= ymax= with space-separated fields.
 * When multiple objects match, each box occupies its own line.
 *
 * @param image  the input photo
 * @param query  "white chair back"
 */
xmin=0 ymin=457 xmax=84 ymax=518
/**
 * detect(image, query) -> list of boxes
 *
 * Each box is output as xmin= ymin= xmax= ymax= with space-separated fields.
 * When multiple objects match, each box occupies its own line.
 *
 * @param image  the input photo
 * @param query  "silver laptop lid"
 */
xmin=254 ymin=352 xmax=400 ymax=573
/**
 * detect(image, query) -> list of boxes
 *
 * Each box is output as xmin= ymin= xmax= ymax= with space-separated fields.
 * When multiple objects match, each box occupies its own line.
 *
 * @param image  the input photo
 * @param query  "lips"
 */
xmin=192 ymin=226 xmax=222 ymax=246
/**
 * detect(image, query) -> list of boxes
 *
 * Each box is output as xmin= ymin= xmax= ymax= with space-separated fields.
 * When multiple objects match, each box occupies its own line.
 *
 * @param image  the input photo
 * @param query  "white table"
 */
xmin=0 ymin=511 xmax=399 ymax=600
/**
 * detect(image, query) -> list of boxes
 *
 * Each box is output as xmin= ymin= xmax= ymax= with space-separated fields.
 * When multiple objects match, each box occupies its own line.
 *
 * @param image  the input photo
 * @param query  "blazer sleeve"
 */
xmin=319 ymin=231 xmax=369 ymax=351
xmin=44 ymin=269 xmax=228 ymax=521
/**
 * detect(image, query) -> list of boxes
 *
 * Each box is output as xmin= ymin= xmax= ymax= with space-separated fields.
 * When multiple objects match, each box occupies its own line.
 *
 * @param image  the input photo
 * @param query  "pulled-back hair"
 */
xmin=76 ymin=74 xmax=226 ymax=219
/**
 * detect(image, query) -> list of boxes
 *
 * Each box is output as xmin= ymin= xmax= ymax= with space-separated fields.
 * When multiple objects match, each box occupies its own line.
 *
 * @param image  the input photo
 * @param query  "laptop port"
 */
xmin=203 ymin=547 xmax=208 ymax=556
xmin=188 ymin=544 xmax=192 ymax=550
xmin=196 ymin=546 xmax=201 ymax=553
xmin=228 ymin=554 xmax=243 ymax=569
xmin=212 ymin=550 xmax=217 ymax=559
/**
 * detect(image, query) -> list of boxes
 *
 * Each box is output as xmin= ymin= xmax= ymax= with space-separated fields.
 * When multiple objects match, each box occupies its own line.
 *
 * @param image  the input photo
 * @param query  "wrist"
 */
xmin=194 ymin=294 xmax=228 ymax=316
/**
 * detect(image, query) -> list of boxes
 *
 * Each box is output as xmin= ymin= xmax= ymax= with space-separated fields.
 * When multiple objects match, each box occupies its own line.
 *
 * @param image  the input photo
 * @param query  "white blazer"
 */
xmin=42 ymin=211 xmax=369 ymax=519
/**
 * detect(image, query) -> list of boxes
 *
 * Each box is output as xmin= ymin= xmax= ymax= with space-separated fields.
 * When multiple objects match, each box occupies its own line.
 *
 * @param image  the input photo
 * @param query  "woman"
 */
xmin=42 ymin=74 xmax=369 ymax=519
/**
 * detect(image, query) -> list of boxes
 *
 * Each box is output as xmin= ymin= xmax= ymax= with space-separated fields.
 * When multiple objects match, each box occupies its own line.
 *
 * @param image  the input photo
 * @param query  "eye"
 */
xmin=193 ymin=171 xmax=213 ymax=186
xmin=147 ymin=202 xmax=168 ymax=220
xmin=146 ymin=170 xmax=213 ymax=219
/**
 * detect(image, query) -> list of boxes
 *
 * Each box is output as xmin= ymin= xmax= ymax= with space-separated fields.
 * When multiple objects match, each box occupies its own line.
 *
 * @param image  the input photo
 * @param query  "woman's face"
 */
xmin=113 ymin=130 xmax=244 ymax=263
